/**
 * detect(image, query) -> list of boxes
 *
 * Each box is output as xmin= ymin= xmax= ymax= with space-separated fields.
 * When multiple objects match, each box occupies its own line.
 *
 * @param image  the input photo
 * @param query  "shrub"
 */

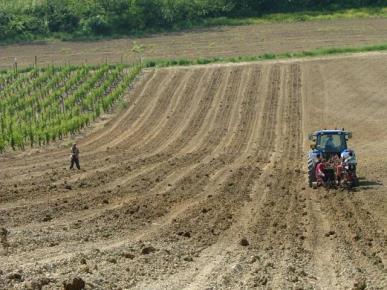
xmin=0 ymin=9 xmax=13 ymax=38
xmin=82 ymin=15 xmax=111 ymax=35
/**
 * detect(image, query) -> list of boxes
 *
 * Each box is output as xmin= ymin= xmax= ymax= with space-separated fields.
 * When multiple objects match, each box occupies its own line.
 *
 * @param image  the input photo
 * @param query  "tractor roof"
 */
xmin=314 ymin=130 xmax=349 ymax=135
xmin=308 ymin=130 xmax=352 ymax=140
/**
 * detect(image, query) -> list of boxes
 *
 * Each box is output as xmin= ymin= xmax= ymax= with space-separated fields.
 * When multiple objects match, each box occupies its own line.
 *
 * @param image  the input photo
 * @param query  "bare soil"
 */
xmin=1 ymin=18 xmax=387 ymax=69
xmin=0 ymin=53 xmax=386 ymax=289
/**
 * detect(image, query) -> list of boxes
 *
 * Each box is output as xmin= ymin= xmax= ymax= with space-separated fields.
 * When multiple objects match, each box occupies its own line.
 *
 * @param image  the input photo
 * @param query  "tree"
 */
xmin=47 ymin=0 xmax=80 ymax=32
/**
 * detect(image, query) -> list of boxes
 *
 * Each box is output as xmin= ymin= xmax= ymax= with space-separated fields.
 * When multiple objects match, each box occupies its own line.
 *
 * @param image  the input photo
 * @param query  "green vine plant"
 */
xmin=131 ymin=41 xmax=146 ymax=65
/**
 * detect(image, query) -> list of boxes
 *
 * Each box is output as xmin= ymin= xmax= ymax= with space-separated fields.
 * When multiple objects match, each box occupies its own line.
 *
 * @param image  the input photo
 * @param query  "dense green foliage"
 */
xmin=0 ymin=64 xmax=141 ymax=152
xmin=0 ymin=0 xmax=386 ymax=42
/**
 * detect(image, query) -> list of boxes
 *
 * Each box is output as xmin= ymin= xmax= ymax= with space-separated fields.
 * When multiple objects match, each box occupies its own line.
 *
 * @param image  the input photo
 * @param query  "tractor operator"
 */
xmin=325 ymin=135 xmax=335 ymax=151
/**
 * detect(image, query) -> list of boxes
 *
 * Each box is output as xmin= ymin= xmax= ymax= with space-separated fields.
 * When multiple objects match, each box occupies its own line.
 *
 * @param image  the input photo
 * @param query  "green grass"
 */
xmin=0 ymin=0 xmax=44 ymax=11
xmin=203 ymin=7 xmax=387 ymax=27
xmin=143 ymin=43 xmax=387 ymax=68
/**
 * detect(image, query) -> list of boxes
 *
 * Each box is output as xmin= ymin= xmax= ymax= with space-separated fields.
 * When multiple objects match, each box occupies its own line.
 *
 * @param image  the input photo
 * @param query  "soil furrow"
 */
xmin=2 ymin=55 xmax=387 ymax=290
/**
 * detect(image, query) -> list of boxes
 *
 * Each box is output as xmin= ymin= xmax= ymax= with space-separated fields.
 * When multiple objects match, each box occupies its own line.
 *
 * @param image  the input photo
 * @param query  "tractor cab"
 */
xmin=308 ymin=130 xmax=352 ymax=159
xmin=307 ymin=129 xmax=357 ymax=188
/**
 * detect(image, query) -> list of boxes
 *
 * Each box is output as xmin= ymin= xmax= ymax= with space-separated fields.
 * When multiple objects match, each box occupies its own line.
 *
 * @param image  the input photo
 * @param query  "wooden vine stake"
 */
xmin=14 ymin=57 xmax=18 ymax=73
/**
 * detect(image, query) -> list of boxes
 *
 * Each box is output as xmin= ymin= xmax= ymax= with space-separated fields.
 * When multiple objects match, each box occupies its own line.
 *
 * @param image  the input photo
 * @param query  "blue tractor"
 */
xmin=307 ymin=129 xmax=357 ymax=188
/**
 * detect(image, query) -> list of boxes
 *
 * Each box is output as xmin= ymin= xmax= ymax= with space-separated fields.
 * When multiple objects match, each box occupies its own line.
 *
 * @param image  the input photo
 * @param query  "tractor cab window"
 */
xmin=317 ymin=134 xmax=346 ymax=152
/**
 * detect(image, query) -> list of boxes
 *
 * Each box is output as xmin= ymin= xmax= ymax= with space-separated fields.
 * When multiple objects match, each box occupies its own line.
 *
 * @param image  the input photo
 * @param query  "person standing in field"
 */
xmin=70 ymin=143 xmax=80 ymax=170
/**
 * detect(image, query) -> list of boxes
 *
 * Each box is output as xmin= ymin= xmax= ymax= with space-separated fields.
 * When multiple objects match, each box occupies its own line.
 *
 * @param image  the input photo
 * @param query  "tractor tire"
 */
xmin=353 ymin=169 xmax=359 ymax=187
xmin=307 ymin=157 xmax=315 ymax=188
xmin=353 ymin=176 xmax=359 ymax=187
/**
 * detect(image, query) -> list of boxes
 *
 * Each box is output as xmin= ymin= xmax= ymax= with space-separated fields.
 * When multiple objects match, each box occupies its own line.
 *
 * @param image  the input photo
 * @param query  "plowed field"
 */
xmin=1 ymin=53 xmax=386 ymax=289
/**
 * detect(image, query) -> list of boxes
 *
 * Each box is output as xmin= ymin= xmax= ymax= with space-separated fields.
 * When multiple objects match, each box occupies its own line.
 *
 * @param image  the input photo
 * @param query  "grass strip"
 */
xmin=204 ymin=7 xmax=387 ymax=27
xmin=143 ymin=43 xmax=387 ymax=68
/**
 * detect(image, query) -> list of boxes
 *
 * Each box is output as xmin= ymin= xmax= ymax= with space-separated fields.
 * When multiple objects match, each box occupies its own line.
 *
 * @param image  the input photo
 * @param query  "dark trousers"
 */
xmin=70 ymin=156 xmax=80 ymax=170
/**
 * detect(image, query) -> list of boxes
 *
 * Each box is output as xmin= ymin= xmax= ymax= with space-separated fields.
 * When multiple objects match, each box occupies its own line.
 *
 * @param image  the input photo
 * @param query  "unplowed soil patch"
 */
xmin=1 ymin=18 xmax=387 ymax=69
xmin=1 ymin=53 xmax=386 ymax=289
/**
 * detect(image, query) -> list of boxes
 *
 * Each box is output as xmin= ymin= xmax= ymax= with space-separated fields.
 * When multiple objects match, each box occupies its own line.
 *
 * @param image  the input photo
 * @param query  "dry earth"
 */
xmin=0 ymin=53 xmax=386 ymax=289
xmin=1 ymin=18 xmax=387 ymax=69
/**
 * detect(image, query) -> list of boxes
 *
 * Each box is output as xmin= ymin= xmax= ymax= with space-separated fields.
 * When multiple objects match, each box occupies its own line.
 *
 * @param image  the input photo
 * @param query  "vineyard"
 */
xmin=0 ymin=64 xmax=141 ymax=152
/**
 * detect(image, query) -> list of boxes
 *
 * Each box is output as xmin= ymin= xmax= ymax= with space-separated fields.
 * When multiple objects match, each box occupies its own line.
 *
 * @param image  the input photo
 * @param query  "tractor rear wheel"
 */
xmin=307 ymin=157 xmax=315 ymax=188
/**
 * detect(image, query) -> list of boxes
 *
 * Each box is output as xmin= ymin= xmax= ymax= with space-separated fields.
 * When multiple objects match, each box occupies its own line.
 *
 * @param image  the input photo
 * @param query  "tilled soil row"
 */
xmin=307 ymin=187 xmax=387 ymax=288
xmin=0 ymin=65 xmax=252 ymax=286
xmin=0 ymin=62 xmax=284 ymax=288
xmin=301 ymin=54 xmax=387 ymax=289
xmin=133 ymin=63 xmax=291 ymax=289
xmin=1 ymin=57 xmax=387 ymax=290
xmin=1 ymin=63 xmax=267 ymax=289
xmin=188 ymin=63 xmax=309 ymax=289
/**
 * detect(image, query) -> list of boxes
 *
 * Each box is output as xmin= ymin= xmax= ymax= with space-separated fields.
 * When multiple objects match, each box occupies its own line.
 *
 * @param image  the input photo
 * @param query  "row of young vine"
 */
xmin=0 ymin=64 xmax=142 ymax=152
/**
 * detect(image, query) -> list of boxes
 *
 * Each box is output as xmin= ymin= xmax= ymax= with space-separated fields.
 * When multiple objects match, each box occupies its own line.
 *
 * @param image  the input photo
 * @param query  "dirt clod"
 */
xmin=183 ymin=256 xmax=193 ymax=262
xmin=7 ymin=272 xmax=23 ymax=281
xmin=250 ymin=255 xmax=259 ymax=263
xmin=141 ymin=246 xmax=156 ymax=255
xmin=24 ymin=277 xmax=51 ymax=290
xmin=288 ymin=265 xmax=296 ymax=273
xmin=63 ymin=277 xmax=86 ymax=290
xmin=122 ymin=252 xmax=135 ymax=259
xmin=183 ymin=232 xmax=191 ymax=238
xmin=107 ymin=257 xmax=117 ymax=264
xmin=42 ymin=215 xmax=52 ymax=222
xmin=325 ymin=230 xmax=335 ymax=237
xmin=240 ymin=238 xmax=249 ymax=246
xmin=255 ymin=275 xmax=268 ymax=286
xmin=0 ymin=228 xmax=9 ymax=248
xmin=352 ymin=278 xmax=367 ymax=290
